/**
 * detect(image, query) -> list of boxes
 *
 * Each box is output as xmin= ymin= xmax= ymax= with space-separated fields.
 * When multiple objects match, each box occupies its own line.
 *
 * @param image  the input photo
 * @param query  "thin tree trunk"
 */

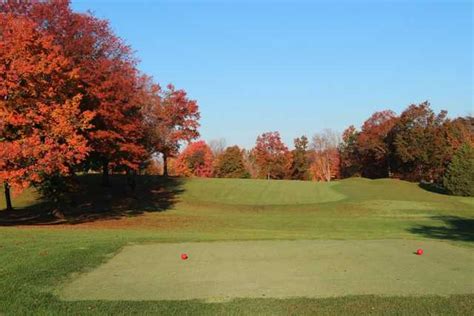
xmin=127 ymin=168 xmax=136 ymax=192
xmin=4 ymin=182 xmax=13 ymax=211
xmin=102 ymin=159 xmax=110 ymax=186
xmin=162 ymin=153 xmax=168 ymax=177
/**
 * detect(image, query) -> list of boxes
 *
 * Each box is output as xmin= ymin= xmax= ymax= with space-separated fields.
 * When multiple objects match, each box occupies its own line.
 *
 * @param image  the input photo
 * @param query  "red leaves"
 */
xmin=141 ymin=81 xmax=200 ymax=175
xmin=0 ymin=13 xmax=92 ymax=192
xmin=253 ymin=132 xmax=292 ymax=179
xmin=175 ymin=141 xmax=213 ymax=177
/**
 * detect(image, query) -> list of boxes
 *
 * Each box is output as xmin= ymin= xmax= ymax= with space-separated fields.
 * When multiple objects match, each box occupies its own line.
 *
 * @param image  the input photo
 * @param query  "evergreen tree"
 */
xmin=443 ymin=144 xmax=474 ymax=196
xmin=291 ymin=136 xmax=310 ymax=180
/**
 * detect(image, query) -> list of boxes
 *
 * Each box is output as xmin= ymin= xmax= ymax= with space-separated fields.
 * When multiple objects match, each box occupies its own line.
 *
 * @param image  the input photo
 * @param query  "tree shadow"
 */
xmin=418 ymin=181 xmax=448 ymax=195
xmin=408 ymin=216 xmax=474 ymax=242
xmin=0 ymin=175 xmax=184 ymax=226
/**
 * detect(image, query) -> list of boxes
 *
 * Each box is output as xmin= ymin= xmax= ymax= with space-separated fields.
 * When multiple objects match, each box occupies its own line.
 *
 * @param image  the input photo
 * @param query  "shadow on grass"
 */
xmin=418 ymin=181 xmax=448 ymax=195
xmin=0 ymin=175 xmax=184 ymax=226
xmin=408 ymin=216 xmax=474 ymax=242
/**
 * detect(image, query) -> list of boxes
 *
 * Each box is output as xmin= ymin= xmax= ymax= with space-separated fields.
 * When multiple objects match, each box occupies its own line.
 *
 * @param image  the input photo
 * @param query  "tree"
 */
xmin=88 ymin=60 xmax=147 ymax=186
xmin=2 ymin=1 xmax=147 ymax=186
xmin=214 ymin=146 xmax=249 ymax=178
xmin=0 ymin=14 xmax=93 ymax=210
xmin=243 ymin=149 xmax=259 ymax=179
xmin=443 ymin=116 xmax=473 ymax=152
xmin=209 ymin=138 xmax=227 ymax=157
xmin=443 ymin=144 xmax=474 ymax=196
xmin=357 ymin=110 xmax=398 ymax=178
xmin=145 ymin=84 xmax=200 ymax=177
xmin=392 ymin=102 xmax=450 ymax=181
xmin=339 ymin=125 xmax=361 ymax=177
xmin=309 ymin=129 xmax=341 ymax=181
xmin=252 ymin=132 xmax=292 ymax=179
xmin=175 ymin=141 xmax=213 ymax=177
xmin=290 ymin=136 xmax=310 ymax=180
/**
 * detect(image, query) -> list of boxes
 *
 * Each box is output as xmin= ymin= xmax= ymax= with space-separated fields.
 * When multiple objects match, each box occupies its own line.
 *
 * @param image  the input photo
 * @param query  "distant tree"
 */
xmin=290 ymin=136 xmax=310 ymax=180
xmin=309 ymin=129 xmax=341 ymax=181
xmin=252 ymin=132 xmax=292 ymax=179
xmin=443 ymin=116 xmax=474 ymax=150
xmin=443 ymin=144 xmax=474 ymax=196
xmin=392 ymin=102 xmax=451 ymax=181
xmin=357 ymin=110 xmax=398 ymax=178
xmin=152 ymin=84 xmax=200 ymax=177
xmin=339 ymin=125 xmax=361 ymax=177
xmin=209 ymin=138 xmax=227 ymax=157
xmin=243 ymin=149 xmax=259 ymax=179
xmin=175 ymin=141 xmax=213 ymax=177
xmin=0 ymin=14 xmax=93 ymax=210
xmin=214 ymin=146 xmax=249 ymax=178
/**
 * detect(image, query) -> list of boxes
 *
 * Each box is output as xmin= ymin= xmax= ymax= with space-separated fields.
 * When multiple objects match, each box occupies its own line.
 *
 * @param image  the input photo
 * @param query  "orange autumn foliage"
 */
xmin=309 ymin=149 xmax=341 ymax=182
xmin=0 ymin=14 xmax=93 ymax=192
xmin=2 ymin=1 xmax=147 ymax=174
xmin=175 ymin=141 xmax=213 ymax=177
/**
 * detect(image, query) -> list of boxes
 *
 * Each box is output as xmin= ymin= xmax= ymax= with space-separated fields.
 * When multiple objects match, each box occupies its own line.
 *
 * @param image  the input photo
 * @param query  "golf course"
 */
xmin=0 ymin=175 xmax=473 ymax=315
xmin=1 ymin=0 xmax=472 ymax=314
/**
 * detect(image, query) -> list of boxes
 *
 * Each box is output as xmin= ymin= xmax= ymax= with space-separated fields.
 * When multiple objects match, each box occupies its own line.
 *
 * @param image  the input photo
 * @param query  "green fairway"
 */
xmin=0 ymin=175 xmax=473 ymax=315
xmin=181 ymin=178 xmax=346 ymax=205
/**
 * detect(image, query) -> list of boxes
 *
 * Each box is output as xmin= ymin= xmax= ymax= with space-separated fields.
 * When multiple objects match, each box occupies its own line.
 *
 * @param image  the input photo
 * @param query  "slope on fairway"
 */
xmin=60 ymin=239 xmax=474 ymax=301
xmin=180 ymin=178 xmax=346 ymax=205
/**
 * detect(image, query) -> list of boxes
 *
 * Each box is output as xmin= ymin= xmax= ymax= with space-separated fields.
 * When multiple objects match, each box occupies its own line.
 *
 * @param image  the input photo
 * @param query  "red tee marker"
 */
xmin=181 ymin=253 xmax=188 ymax=260
xmin=416 ymin=249 xmax=423 ymax=255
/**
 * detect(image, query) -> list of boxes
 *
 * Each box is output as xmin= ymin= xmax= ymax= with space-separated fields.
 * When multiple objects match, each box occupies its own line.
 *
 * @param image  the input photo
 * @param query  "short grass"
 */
xmin=181 ymin=178 xmax=345 ymax=205
xmin=60 ymin=240 xmax=473 ymax=301
xmin=0 ymin=175 xmax=473 ymax=315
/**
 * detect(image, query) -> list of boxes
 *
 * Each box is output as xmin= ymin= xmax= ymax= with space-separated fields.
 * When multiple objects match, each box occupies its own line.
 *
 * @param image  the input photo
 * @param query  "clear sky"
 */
xmin=72 ymin=0 xmax=473 ymax=149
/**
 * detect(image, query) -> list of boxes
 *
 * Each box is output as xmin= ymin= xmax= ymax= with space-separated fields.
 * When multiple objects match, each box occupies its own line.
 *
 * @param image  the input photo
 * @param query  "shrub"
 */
xmin=442 ymin=144 xmax=474 ymax=196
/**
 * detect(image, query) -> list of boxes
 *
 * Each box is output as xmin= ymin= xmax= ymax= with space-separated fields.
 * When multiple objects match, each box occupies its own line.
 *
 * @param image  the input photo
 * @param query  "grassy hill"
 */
xmin=0 ymin=176 xmax=473 ymax=314
xmin=181 ymin=178 xmax=345 ymax=205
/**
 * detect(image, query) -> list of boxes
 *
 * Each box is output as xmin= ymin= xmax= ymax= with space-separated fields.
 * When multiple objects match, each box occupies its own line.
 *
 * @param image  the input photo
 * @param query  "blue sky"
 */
xmin=72 ymin=0 xmax=473 ymax=149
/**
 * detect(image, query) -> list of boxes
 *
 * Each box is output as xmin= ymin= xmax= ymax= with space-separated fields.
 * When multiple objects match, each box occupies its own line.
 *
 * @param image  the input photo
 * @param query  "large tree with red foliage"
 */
xmin=0 ymin=14 xmax=93 ymax=210
xmin=252 ymin=132 xmax=292 ymax=179
xmin=357 ymin=110 xmax=398 ymax=178
xmin=144 ymin=84 xmax=200 ymax=176
xmin=2 ymin=1 xmax=147 ymax=185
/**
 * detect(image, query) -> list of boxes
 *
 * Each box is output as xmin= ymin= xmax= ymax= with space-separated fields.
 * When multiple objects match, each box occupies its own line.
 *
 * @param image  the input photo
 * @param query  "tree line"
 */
xmin=153 ymin=102 xmax=473 ymax=196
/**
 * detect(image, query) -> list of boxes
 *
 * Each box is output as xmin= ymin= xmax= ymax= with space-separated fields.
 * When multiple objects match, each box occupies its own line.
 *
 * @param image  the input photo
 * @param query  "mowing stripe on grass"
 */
xmin=59 ymin=239 xmax=474 ymax=301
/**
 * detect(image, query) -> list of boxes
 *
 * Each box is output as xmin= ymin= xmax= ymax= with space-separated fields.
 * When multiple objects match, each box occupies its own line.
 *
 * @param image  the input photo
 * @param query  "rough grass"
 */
xmin=0 ymin=175 xmax=473 ymax=315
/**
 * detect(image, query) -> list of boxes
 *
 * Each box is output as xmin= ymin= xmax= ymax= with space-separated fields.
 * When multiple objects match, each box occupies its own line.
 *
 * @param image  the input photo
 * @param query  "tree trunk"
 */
xmin=102 ymin=159 xmax=110 ymax=186
xmin=162 ymin=153 xmax=168 ymax=177
xmin=3 ymin=182 xmax=13 ymax=211
xmin=127 ymin=168 xmax=137 ymax=192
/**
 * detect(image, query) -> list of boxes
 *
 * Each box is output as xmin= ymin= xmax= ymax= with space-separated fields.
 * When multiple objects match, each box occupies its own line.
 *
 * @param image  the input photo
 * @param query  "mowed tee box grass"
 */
xmin=0 ymin=175 xmax=473 ymax=314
